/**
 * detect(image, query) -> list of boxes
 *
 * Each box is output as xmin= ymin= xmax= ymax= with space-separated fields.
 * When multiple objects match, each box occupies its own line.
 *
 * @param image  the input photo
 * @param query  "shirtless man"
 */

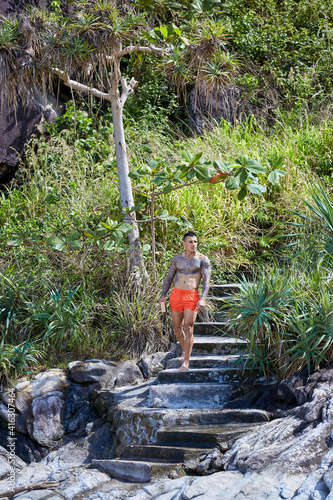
xmin=159 ymin=231 xmax=211 ymax=371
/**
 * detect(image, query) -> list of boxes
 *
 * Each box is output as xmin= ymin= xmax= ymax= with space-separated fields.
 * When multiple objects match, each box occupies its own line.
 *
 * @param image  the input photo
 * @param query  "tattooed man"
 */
xmin=159 ymin=231 xmax=211 ymax=371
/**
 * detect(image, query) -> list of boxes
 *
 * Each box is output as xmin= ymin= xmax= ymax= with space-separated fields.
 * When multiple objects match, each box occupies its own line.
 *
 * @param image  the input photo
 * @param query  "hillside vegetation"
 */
xmin=1 ymin=0 xmax=333 ymax=379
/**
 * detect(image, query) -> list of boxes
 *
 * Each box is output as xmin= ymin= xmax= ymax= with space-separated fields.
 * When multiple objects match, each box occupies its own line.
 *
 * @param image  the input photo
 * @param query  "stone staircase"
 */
xmin=92 ymin=282 xmax=273 ymax=483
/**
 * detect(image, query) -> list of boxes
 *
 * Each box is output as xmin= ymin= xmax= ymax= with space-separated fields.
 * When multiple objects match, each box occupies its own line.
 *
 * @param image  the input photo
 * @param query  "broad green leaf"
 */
xmin=103 ymin=240 xmax=116 ymax=252
xmin=159 ymin=25 xmax=168 ymax=38
xmin=181 ymin=150 xmax=192 ymax=163
xmin=235 ymin=155 xmax=248 ymax=166
xmin=192 ymin=0 xmax=203 ymax=13
xmin=172 ymin=24 xmax=181 ymax=35
xmin=95 ymin=227 xmax=108 ymax=239
xmin=68 ymin=240 xmax=82 ymax=250
xmin=142 ymin=244 xmax=151 ymax=251
xmin=46 ymin=236 xmax=65 ymax=247
xmin=268 ymin=169 xmax=286 ymax=185
xmin=66 ymin=230 xmax=79 ymax=242
xmin=225 ymin=176 xmax=240 ymax=190
xmin=52 ymin=242 xmax=66 ymax=251
xmin=112 ymin=230 xmax=123 ymax=244
xmin=194 ymin=165 xmax=211 ymax=182
xmin=213 ymin=160 xmax=231 ymax=173
xmin=152 ymin=174 xmax=168 ymax=185
xmin=158 ymin=209 xmax=168 ymax=216
xmin=118 ymin=223 xmax=132 ymax=233
xmin=248 ymin=183 xmax=266 ymax=195
xmin=186 ymin=168 xmax=196 ymax=181
xmin=84 ymin=229 xmax=95 ymax=238
xmin=245 ymin=159 xmax=267 ymax=174
xmin=237 ymin=169 xmax=248 ymax=185
xmin=100 ymin=221 xmax=116 ymax=230
xmin=238 ymin=186 xmax=247 ymax=201
xmin=148 ymin=160 xmax=158 ymax=169
xmin=128 ymin=170 xmax=145 ymax=179
xmin=191 ymin=152 xmax=203 ymax=165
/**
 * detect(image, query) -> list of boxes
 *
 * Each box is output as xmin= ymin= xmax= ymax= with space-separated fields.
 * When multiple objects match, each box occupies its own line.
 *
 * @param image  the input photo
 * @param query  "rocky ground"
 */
xmin=1 ymin=353 xmax=333 ymax=499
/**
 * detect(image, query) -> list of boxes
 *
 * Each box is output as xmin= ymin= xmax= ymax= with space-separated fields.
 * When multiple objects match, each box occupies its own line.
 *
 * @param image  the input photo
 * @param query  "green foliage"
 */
xmin=286 ymin=183 xmax=333 ymax=267
xmin=106 ymin=279 xmax=173 ymax=356
xmin=226 ymin=262 xmax=333 ymax=379
xmin=8 ymin=340 xmax=43 ymax=376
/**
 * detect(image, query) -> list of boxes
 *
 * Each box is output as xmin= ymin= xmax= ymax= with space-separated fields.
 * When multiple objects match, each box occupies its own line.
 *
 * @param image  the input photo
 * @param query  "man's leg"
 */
xmin=179 ymin=308 xmax=197 ymax=371
xmin=171 ymin=310 xmax=185 ymax=360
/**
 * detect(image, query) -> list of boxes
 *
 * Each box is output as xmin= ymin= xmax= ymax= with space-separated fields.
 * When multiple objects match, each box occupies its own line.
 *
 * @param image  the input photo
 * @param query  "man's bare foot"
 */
xmin=178 ymin=363 xmax=189 ymax=371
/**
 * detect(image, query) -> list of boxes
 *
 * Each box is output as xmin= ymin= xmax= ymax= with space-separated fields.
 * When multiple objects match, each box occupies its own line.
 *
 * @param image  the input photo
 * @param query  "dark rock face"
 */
xmin=0 ymin=0 xmax=72 ymax=17
xmin=0 ymin=0 xmax=26 ymax=17
xmin=0 ymin=98 xmax=43 ymax=183
xmin=189 ymin=85 xmax=278 ymax=135
xmin=64 ymin=383 xmax=96 ymax=437
xmin=0 ymin=0 xmax=69 ymax=184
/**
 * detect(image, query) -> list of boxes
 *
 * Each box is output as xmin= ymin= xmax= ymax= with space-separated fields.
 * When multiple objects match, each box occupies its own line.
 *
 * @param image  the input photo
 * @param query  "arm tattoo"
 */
xmin=201 ymin=257 xmax=211 ymax=299
xmin=161 ymin=258 xmax=177 ymax=296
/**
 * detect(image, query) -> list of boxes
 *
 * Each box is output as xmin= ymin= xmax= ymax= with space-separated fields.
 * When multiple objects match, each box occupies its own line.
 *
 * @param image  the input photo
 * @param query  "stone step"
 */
xmin=176 ymin=335 xmax=247 ymax=356
xmin=193 ymin=321 xmax=228 ymax=335
xmin=186 ymin=408 xmax=271 ymax=425
xmin=149 ymin=383 xmax=234 ymax=409
xmin=209 ymin=284 xmax=242 ymax=296
xmin=91 ymin=458 xmax=176 ymax=483
xmin=166 ymin=354 xmax=246 ymax=370
xmin=156 ymin=423 xmax=263 ymax=449
xmin=213 ymin=311 xmax=229 ymax=322
xmin=149 ymin=382 xmax=273 ymax=409
xmin=121 ymin=444 xmax=208 ymax=463
xmin=157 ymin=367 xmax=258 ymax=384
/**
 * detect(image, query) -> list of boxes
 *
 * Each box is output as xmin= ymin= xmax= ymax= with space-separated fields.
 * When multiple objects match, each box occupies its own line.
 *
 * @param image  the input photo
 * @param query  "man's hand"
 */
xmin=196 ymin=298 xmax=205 ymax=311
xmin=159 ymin=295 xmax=167 ymax=313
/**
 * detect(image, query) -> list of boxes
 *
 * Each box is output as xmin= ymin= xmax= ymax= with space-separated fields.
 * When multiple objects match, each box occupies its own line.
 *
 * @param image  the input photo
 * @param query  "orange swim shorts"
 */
xmin=169 ymin=288 xmax=200 ymax=312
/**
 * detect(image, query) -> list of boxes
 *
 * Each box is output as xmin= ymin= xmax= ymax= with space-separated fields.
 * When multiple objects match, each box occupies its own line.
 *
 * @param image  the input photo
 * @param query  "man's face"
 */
xmin=183 ymin=236 xmax=197 ymax=253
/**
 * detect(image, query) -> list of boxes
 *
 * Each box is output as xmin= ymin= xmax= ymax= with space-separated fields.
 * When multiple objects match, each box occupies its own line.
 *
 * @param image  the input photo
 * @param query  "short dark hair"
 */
xmin=183 ymin=231 xmax=197 ymax=241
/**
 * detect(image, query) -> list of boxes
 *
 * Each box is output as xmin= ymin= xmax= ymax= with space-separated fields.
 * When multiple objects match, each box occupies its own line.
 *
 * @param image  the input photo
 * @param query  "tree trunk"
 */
xmin=110 ymin=93 xmax=147 ymax=281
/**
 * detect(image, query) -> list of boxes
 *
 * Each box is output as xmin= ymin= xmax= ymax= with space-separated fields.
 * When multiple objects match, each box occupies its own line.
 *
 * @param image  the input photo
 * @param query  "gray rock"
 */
xmin=0 ymin=97 xmax=43 ymax=183
xmin=138 ymin=352 xmax=174 ymax=379
xmin=41 ymin=442 xmax=91 ymax=471
xmin=31 ymin=392 xmax=66 ymax=447
xmin=180 ymin=470 xmax=243 ymax=499
xmin=14 ymin=490 xmax=66 ymax=500
xmin=84 ymin=421 xmax=115 ymax=459
xmin=0 ymin=444 xmax=26 ymax=480
xmin=69 ymin=360 xmax=120 ymax=389
xmin=0 ymin=401 xmax=27 ymax=434
xmin=196 ymin=457 xmax=212 ymax=475
xmin=0 ymin=442 xmax=110 ymax=499
xmin=0 ymin=462 xmax=53 ymax=495
xmin=142 ymin=476 xmax=193 ymax=498
xmin=278 ymin=376 xmax=305 ymax=403
xmin=324 ymin=466 xmax=333 ymax=489
xmin=50 ymin=468 xmax=111 ymax=500
xmin=223 ymin=396 xmax=333 ymax=475
xmin=9 ymin=370 xmax=68 ymax=416
xmin=92 ymin=390 xmax=116 ymax=419
xmin=114 ymin=362 xmax=144 ymax=388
